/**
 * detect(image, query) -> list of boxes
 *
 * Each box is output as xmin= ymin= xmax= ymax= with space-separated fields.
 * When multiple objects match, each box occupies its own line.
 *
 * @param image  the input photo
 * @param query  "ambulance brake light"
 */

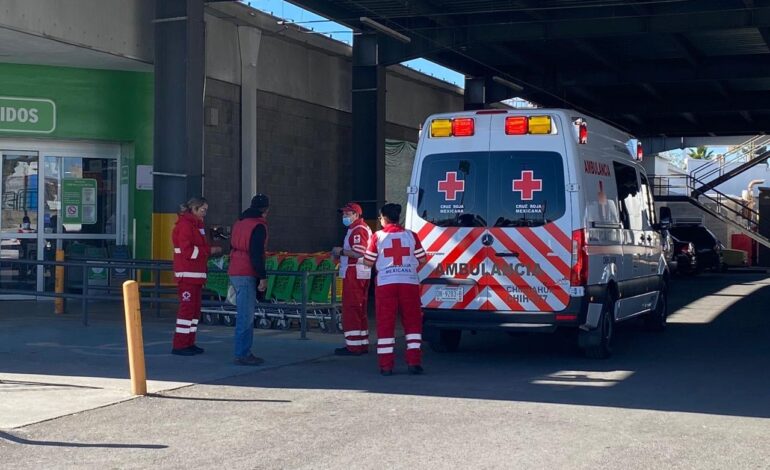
xmin=505 ymin=116 xmax=528 ymax=135
xmin=430 ymin=118 xmax=475 ymax=137
xmin=636 ymin=141 xmax=643 ymax=160
xmin=452 ymin=118 xmax=475 ymax=137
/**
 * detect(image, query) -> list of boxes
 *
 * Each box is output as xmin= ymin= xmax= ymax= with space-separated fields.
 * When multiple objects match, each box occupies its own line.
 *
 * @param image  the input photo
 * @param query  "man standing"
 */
xmin=363 ymin=203 xmax=427 ymax=376
xmin=331 ymin=202 xmax=372 ymax=356
xmin=228 ymin=193 xmax=270 ymax=366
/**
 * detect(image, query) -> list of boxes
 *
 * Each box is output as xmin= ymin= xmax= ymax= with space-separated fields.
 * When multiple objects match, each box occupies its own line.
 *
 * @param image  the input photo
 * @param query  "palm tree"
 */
xmin=687 ymin=146 xmax=715 ymax=160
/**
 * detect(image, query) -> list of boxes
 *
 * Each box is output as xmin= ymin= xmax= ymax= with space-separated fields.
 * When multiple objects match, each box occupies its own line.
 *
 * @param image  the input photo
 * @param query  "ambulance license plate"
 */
xmin=435 ymin=287 xmax=463 ymax=302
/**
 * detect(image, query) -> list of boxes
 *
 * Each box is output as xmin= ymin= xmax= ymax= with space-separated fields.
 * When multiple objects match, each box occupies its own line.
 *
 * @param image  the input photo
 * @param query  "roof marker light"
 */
xmin=430 ymin=119 xmax=452 ymax=137
xmin=529 ymin=115 xmax=552 ymax=134
xmin=452 ymin=117 xmax=475 ymax=137
xmin=505 ymin=116 xmax=528 ymax=135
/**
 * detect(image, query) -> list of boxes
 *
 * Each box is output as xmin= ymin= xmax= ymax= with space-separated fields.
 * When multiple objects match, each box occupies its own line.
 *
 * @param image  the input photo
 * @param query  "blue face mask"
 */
xmin=342 ymin=216 xmax=353 ymax=227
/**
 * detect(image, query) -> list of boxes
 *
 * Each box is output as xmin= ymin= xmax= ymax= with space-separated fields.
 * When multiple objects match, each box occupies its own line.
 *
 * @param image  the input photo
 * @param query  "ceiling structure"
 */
xmin=288 ymin=0 xmax=770 ymax=137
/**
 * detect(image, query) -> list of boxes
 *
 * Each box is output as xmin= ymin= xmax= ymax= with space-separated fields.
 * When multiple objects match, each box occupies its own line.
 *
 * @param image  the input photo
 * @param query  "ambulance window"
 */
xmin=640 ymin=173 xmax=656 ymax=229
xmin=489 ymin=151 xmax=566 ymax=227
xmin=613 ymin=162 xmax=644 ymax=231
xmin=417 ymin=152 xmax=488 ymax=227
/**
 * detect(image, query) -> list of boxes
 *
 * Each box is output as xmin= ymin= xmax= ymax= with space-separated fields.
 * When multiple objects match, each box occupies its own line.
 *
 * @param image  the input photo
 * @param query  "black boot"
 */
xmin=408 ymin=365 xmax=424 ymax=375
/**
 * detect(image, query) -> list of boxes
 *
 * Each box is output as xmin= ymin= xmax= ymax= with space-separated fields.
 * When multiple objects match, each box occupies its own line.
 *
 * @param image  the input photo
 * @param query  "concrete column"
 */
xmin=152 ymin=0 xmax=205 ymax=260
xmin=351 ymin=32 xmax=386 ymax=219
xmin=238 ymin=26 xmax=262 ymax=210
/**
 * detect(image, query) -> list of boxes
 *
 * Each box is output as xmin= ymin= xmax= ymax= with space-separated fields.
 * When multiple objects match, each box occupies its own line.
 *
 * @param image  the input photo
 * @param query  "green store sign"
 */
xmin=0 ymin=96 xmax=56 ymax=133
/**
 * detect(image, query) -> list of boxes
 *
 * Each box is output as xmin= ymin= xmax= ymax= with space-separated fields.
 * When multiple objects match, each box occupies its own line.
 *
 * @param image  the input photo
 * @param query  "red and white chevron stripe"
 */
xmin=413 ymin=219 xmax=572 ymax=313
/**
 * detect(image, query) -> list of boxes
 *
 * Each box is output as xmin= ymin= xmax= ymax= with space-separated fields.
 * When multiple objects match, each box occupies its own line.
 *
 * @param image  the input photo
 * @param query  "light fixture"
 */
xmin=492 ymin=75 xmax=524 ymax=92
xmin=360 ymin=17 xmax=411 ymax=43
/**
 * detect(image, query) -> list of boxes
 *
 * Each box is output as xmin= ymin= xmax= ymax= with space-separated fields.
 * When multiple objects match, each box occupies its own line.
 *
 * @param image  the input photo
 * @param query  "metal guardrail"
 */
xmin=0 ymin=257 xmax=339 ymax=339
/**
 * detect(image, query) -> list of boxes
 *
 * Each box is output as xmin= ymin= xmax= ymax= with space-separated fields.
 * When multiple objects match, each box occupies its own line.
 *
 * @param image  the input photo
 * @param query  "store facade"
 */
xmin=0 ymin=63 xmax=153 ymax=296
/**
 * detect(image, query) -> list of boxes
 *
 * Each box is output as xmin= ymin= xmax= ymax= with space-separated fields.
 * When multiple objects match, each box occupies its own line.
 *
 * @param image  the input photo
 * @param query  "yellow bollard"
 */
xmin=122 ymin=280 xmax=147 ymax=395
xmin=55 ymin=249 xmax=65 ymax=314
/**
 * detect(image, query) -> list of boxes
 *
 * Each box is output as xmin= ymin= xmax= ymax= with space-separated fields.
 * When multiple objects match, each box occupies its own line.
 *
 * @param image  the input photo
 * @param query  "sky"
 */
xmin=244 ymin=0 xmax=466 ymax=87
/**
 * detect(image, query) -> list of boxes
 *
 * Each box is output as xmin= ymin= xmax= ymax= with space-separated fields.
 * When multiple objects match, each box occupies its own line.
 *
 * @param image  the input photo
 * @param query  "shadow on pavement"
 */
xmin=208 ymin=273 xmax=770 ymax=420
xmin=0 ymin=431 xmax=167 ymax=449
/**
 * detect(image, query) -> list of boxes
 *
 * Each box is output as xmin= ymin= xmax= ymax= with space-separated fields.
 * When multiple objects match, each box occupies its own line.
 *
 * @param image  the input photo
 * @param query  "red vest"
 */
xmin=228 ymin=217 xmax=268 ymax=277
xmin=172 ymin=212 xmax=210 ymax=285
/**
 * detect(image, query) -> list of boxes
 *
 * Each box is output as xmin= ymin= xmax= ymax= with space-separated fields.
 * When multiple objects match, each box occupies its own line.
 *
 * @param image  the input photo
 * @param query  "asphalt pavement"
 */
xmin=2 ymin=272 xmax=769 ymax=469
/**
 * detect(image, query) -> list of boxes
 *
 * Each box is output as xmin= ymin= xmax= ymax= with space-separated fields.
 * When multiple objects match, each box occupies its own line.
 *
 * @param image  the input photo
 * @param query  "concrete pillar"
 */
xmin=351 ymin=32 xmax=386 ymax=220
xmin=238 ymin=26 xmax=262 ymax=210
xmin=152 ymin=0 xmax=205 ymax=260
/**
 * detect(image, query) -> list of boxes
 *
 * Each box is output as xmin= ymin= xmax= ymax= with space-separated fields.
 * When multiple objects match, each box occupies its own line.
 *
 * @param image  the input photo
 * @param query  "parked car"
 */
xmin=669 ymin=233 xmax=698 ymax=275
xmin=669 ymin=225 xmax=724 ymax=272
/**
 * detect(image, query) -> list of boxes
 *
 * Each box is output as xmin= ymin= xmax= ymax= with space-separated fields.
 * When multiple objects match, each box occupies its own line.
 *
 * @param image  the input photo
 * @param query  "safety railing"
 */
xmin=691 ymin=135 xmax=770 ymax=182
xmin=0 ymin=257 xmax=339 ymax=339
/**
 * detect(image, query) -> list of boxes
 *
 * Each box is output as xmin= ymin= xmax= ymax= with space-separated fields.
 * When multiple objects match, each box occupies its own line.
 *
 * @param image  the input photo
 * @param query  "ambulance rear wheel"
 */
xmin=579 ymin=295 xmax=614 ymax=359
xmin=430 ymin=329 xmax=461 ymax=353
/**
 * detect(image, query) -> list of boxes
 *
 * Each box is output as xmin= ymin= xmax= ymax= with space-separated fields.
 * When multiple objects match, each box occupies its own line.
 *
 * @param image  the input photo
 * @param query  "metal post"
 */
xmin=299 ymin=272 xmax=308 ymax=340
xmin=55 ymin=249 xmax=65 ymax=314
xmin=122 ymin=280 xmax=147 ymax=396
xmin=81 ymin=263 xmax=89 ymax=326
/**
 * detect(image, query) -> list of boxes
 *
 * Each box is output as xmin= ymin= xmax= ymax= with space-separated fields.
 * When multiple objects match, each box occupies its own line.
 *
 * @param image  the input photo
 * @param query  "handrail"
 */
xmin=0 ymin=257 xmax=338 ymax=339
xmin=692 ymin=135 xmax=770 ymax=182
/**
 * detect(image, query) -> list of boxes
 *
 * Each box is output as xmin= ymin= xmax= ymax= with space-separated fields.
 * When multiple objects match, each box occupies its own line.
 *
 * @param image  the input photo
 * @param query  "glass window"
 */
xmin=489 ymin=151 xmax=565 ymax=227
xmin=640 ymin=173 xmax=656 ymax=229
xmin=43 ymin=157 xmax=117 ymax=234
xmin=1 ymin=153 xmax=39 ymax=233
xmin=613 ymin=162 xmax=643 ymax=230
xmin=417 ymin=152 xmax=488 ymax=227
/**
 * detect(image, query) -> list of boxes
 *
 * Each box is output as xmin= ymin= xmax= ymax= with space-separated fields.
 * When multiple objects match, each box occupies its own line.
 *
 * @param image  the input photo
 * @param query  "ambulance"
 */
xmin=405 ymin=109 xmax=670 ymax=358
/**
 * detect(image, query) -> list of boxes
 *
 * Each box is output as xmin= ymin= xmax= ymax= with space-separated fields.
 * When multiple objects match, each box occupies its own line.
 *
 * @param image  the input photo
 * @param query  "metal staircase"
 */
xmin=654 ymin=140 xmax=770 ymax=250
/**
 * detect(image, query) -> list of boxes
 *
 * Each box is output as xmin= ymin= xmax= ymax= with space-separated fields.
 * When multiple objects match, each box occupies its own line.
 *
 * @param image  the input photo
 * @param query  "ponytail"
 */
xmin=179 ymin=197 xmax=208 ymax=215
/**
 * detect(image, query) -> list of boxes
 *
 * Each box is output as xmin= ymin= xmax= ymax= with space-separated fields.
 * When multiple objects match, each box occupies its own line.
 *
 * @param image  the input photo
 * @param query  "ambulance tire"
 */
xmin=430 ymin=329 xmax=462 ymax=353
xmin=579 ymin=294 xmax=614 ymax=359
xmin=644 ymin=283 xmax=668 ymax=332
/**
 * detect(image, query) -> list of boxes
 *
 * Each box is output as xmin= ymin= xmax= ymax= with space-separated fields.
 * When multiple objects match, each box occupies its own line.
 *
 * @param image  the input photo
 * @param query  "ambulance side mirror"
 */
xmin=657 ymin=207 xmax=672 ymax=230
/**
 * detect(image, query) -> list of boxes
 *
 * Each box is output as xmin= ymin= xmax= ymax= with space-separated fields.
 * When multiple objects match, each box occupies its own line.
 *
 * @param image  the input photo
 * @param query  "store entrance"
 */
xmin=0 ymin=141 xmax=123 ymax=298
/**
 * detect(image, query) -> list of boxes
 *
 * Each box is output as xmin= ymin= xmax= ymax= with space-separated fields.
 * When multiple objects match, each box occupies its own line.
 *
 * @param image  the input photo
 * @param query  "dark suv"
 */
xmin=669 ymin=225 xmax=725 ymax=273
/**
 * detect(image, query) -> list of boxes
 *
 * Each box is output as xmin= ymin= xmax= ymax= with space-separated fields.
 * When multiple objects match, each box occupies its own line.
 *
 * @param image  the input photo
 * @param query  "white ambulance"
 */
xmin=405 ymin=109 xmax=670 ymax=358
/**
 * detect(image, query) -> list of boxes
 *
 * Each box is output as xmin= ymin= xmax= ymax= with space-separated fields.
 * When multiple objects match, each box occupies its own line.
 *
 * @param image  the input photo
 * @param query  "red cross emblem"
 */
xmin=512 ymin=170 xmax=543 ymax=200
xmin=383 ymin=238 xmax=411 ymax=266
xmin=437 ymin=171 xmax=465 ymax=201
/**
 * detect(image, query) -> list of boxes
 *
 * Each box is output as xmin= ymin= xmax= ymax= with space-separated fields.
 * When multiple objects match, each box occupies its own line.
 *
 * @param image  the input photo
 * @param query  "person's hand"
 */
xmin=331 ymin=247 xmax=343 ymax=257
xmin=258 ymin=279 xmax=267 ymax=292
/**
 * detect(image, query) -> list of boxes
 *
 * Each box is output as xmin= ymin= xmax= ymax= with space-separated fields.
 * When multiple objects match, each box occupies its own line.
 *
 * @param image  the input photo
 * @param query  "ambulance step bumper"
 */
xmin=423 ymin=310 xmax=575 ymax=333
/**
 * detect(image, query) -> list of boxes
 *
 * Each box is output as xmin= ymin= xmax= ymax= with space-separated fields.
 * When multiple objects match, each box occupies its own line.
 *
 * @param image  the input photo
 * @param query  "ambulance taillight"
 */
xmin=636 ymin=141 xmax=643 ymax=160
xmin=570 ymin=229 xmax=589 ymax=286
xmin=528 ymin=115 xmax=552 ymax=134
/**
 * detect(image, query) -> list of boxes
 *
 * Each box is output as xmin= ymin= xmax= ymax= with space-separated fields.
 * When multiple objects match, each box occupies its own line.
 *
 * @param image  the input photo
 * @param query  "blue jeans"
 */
xmin=230 ymin=275 xmax=256 ymax=358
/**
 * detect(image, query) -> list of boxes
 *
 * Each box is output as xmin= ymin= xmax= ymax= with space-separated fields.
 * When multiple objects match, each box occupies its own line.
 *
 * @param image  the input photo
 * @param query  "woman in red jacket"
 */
xmin=171 ymin=197 xmax=220 ymax=356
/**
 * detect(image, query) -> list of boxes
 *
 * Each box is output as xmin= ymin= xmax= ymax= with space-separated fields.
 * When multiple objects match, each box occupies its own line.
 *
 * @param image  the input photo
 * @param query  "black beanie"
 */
xmin=250 ymin=193 xmax=270 ymax=209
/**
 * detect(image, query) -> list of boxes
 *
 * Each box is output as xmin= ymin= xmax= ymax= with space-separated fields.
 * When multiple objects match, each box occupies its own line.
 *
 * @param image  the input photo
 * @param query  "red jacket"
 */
xmin=172 ymin=212 xmax=211 ymax=284
xmin=228 ymin=217 xmax=268 ymax=277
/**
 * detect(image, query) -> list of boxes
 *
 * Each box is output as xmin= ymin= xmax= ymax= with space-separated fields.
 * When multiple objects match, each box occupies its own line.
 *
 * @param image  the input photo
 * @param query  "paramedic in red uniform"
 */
xmin=228 ymin=193 xmax=270 ymax=366
xmin=331 ymin=202 xmax=372 ymax=356
xmin=364 ymin=203 xmax=427 ymax=375
xmin=171 ymin=197 xmax=221 ymax=356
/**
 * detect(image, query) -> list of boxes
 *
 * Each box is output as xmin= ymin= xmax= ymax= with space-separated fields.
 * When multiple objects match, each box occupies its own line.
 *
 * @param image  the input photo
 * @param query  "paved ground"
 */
xmin=2 ymin=272 xmax=769 ymax=469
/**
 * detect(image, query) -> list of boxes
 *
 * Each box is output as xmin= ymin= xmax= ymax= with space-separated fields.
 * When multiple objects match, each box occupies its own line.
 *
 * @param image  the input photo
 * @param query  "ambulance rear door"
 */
xmin=483 ymin=113 xmax=573 ymax=312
